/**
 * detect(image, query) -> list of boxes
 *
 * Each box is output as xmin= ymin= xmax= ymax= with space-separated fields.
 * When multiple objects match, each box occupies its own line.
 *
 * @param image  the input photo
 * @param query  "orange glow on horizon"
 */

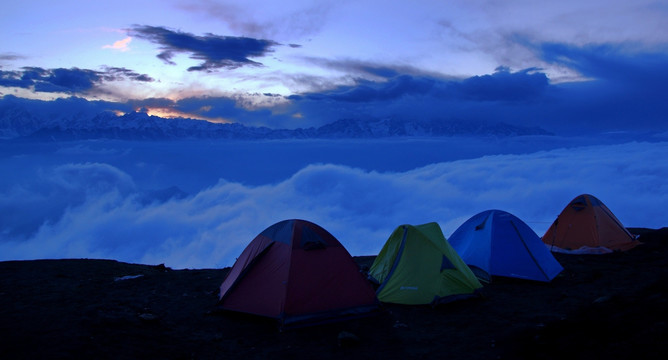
xmin=142 ymin=107 xmax=233 ymax=124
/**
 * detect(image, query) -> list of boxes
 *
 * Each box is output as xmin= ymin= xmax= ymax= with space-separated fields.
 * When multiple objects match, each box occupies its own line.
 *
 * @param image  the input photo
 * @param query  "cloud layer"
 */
xmin=4 ymin=42 xmax=666 ymax=134
xmin=1 ymin=140 xmax=666 ymax=269
xmin=128 ymin=25 xmax=280 ymax=71
xmin=285 ymin=44 xmax=668 ymax=132
xmin=0 ymin=67 xmax=153 ymax=95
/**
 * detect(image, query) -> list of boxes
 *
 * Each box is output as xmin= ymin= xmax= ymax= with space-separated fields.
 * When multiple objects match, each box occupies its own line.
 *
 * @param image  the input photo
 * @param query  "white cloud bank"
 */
xmin=1 ymin=141 xmax=667 ymax=269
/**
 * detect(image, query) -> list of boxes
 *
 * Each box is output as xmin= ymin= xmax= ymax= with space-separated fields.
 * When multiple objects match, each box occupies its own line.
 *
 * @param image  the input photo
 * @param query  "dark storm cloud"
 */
xmin=294 ymin=58 xmax=548 ymax=104
xmin=293 ymin=75 xmax=437 ymax=103
xmin=0 ymin=67 xmax=154 ymax=94
xmin=291 ymin=66 xmax=547 ymax=103
xmin=287 ymin=44 xmax=667 ymax=134
xmin=128 ymin=25 xmax=279 ymax=71
xmin=0 ymin=53 xmax=26 ymax=61
xmin=305 ymin=57 xmax=421 ymax=79
xmin=33 ymin=68 xmax=102 ymax=93
xmin=283 ymin=68 xmax=549 ymax=129
xmin=0 ymin=94 xmax=134 ymax=121
xmin=455 ymin=67 xmax=549 ymax=102
xmin=0 ymin=70 xmax=34 ymax=88
xmin=128 ymin=97 xmax=176 ymax=110
xmin=172 ymin=96 xmax=290 ymax=126
xmin=534 ymin=43 xmax=668 ymax=131
xmin=538 ymin=43 xmax=668 ymax=85
xmin=102 ymin=67 xmax=156 ymax=83
xmin=19 ymin=67 xmax=49 ymax=81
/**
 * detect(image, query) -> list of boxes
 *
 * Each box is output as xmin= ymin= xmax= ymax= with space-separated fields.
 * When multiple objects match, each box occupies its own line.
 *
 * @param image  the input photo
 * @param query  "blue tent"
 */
xmin=448 ymin=210 xmax=563 ymax=282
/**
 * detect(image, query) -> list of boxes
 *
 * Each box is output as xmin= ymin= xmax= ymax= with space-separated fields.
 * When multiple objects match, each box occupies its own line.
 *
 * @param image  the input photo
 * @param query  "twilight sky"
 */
xmin=1 ymin=0 xmax=668 ymax=133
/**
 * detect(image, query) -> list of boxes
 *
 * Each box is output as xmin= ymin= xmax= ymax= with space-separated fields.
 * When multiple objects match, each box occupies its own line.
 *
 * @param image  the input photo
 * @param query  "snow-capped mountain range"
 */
xmin=0 ymin=107 xmax=551 ymax=140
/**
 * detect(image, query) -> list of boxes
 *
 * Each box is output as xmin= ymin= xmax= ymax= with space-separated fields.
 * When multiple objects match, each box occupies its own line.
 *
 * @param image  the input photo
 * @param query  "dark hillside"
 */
xmin=1 ymin=228 xmax=666 ymax=359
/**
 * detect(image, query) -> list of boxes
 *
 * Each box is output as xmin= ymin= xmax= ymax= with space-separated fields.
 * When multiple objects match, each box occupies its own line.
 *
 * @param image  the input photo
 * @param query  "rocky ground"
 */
xmin=1 ymin=227 xmax=666 ymax=359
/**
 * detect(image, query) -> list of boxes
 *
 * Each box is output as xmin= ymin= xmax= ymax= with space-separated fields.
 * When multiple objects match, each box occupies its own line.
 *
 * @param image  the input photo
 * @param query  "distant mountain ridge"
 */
xmin=0 ymin=106 xmax=552 ymax=140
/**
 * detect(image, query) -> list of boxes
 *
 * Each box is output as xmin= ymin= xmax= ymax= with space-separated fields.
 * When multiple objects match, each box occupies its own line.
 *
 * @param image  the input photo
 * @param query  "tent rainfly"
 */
xmin=448 ymin=210 xmax=563 ymax=282
xmin=542 ymin=194 xmax=639 ymax=254
xmin=369 ymin=222 xmax=483 ymax=305
xmin=218 ymin=219 xmax=379 ymax=328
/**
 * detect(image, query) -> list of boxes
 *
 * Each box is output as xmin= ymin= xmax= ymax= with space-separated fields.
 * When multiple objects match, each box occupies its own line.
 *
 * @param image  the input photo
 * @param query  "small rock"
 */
xmin=154 ymin=263 xmax=170 ymax=272
xmin=114 ymin=274 xmax=144 ymax=282
xmin=337 ymin=331 xmax=361 ymax=348
xmin=593 ymin=295 xmax=611 ymax=304
xmin=393 ymin=321 xmax=408 ymax=328
xmin=138 ymin=313 xmax=158 ymax=322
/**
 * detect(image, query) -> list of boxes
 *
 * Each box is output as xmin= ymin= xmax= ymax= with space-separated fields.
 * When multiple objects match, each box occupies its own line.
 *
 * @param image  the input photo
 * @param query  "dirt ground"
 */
xmin=1 ymin=227 xmax=666 ymax=360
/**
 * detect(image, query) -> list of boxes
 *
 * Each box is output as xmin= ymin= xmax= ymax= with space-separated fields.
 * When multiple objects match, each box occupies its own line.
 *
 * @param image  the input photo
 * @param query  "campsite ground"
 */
xmin=1 ymin=227 xmax=667 ymax=360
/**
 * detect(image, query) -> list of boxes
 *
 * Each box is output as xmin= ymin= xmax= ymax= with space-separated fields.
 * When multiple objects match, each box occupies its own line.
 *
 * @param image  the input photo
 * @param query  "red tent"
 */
xmin=219 ymin=219 xmax=378 ymax=328
xmin=542 ymin=194 xmax=639 ymax=253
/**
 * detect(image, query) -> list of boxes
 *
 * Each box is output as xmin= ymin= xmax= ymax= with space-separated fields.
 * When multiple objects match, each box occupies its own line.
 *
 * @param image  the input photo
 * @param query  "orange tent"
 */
xmin=542 ymin=194 xmax=639 ymax=253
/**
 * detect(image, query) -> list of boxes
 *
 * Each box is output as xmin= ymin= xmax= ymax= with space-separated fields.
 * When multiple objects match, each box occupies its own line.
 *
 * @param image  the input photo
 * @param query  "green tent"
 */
xmin=369 ymin=222 xmax=483 ymax=305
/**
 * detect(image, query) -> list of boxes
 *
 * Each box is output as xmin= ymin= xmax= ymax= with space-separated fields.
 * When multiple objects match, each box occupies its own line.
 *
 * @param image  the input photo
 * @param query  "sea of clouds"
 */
xmin=1 ymin=138 xmax=666 ymax=269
